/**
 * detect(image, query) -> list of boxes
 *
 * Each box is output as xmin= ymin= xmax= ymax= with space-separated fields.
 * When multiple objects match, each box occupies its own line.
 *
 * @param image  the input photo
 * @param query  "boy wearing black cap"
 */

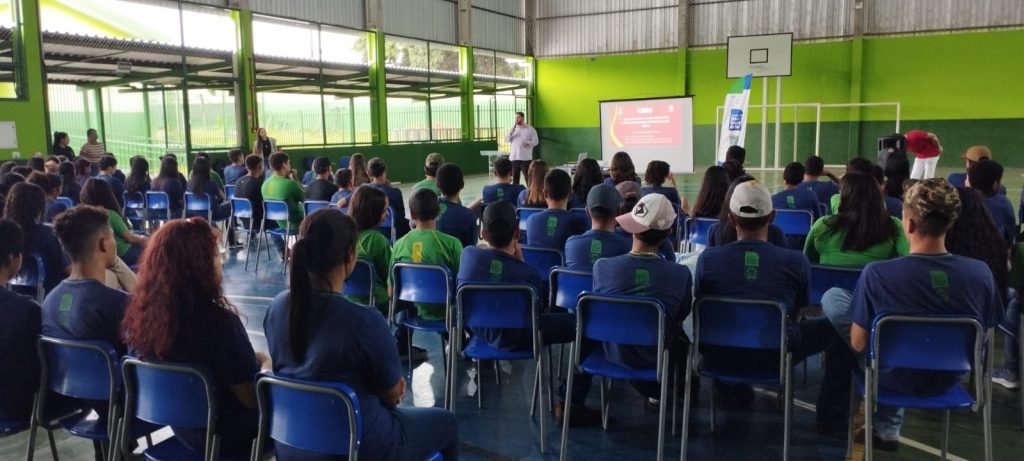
xmin=564 ymin=184 xmax=630 ymax=270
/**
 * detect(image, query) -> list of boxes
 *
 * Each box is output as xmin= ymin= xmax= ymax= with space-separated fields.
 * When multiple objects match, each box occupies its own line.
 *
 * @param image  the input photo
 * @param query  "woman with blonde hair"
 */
xmin=517 ymin=160 xmax=548 ymax=208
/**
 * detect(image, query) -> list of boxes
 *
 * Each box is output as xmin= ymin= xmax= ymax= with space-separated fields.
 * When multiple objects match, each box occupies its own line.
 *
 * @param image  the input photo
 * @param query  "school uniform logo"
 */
xmin=589 ymin=239 xmax=603 ymax=263
xmin=929 ymin=270 xmax=950 ymax=303
xmin=634 ymin=269 xmax=650 ymax=296
xmin=744 ymin=251 xmax=759 ymax=281
xmin=546 ymin=216 xmax=558 ymax=236
xmin=786 ymin=195 xmax=795 ymax=208
xmin=489 ymin=259 xmax=504 ymax=282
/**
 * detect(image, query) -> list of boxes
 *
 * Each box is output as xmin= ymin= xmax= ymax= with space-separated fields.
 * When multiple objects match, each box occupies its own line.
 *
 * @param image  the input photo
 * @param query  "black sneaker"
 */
xmin=399 ymin=346 xmax=428 ymax=363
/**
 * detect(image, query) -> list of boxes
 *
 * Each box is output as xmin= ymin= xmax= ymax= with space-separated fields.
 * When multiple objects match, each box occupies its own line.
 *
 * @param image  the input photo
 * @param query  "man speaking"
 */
xmin=505 ymin=111 xmax=539 ymax=185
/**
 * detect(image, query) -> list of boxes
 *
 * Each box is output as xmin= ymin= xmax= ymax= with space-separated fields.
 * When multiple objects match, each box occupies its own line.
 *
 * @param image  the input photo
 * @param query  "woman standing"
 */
xmin=50 ymin=132 xmax=75 ymax=161
xmin=252 ymin=128 xmax=278 ymax=165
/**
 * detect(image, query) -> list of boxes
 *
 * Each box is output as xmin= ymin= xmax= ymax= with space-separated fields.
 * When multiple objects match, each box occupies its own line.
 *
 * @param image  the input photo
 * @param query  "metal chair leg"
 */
xmin=538 ymin=356 xmax=547 ymax=453
xmin=845 ymin=378 xmax=857 ymax=459
xmin=494 ymin=360 xmax=501 ymax=386
xmin=680 ymin=349 xmax=694 ymax=461
xmin=559 ymin=343 xmax=578 ymax=461
xmin=941 ymin=410 xmax=950 ymax=461
xmin=783 ymin=354 xmax=793 ymax=461
xmin=477 ymin=360 xmax=483 ymax=409
xmin=599 ymin=378 xmax=608 ymax=431
xmin=709 ymin=380 xmax=716 ymax=432
xmin=865 ymin=369 xmax=874 ymax=461
xmin=671 ymin=365 xmax=678 ymax=437
xmin=656 ymin=354 xmax=669 ymax=461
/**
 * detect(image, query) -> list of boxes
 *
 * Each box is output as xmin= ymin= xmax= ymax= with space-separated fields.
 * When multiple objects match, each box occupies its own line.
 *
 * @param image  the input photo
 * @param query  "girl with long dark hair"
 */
xmin=604 ymin=151 xmax=639 ymax=186
xmin=186 ymin=157 xmax=230 ymax=221
xmin=122 ymin=218 xmax=270 ymax=456
xmin=571 ymin=158 xmax=603 ymax=209
xmin=2 ymin=182 xmax=69 ymax=291
xmin=804 ymin=172 xmax=908 ymax=267
xmin=643 ymin=160 xmax=685 ymax=212
xmin=81 ymin=178 xmax=148 ymax=266
xmin=57 ymin=162 xmax=81 ymax=204
xmin=347 ymin=185 xmax=391 ymax=313
xmin=946 ymin=187 xmax=1009 ymax=301
xmin=73 ymin=158 xmax=92 ymax=186
xmin=263 ymin=210 xmax=458 ymax=460
xmin=152 ymin=156 xmax=185 ymax=217
xmin=691 ymin=166 xmax=729 ymax=218
xmin=124 ymin=156 xmax=151 ymax=197
xmin=51 ymin=131 xmax=75 ymax=160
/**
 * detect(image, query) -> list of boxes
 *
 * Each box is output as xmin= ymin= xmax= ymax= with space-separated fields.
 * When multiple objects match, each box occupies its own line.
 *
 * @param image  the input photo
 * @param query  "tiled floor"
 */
xmin=4 ymin=166 xmax=1023 ymax=460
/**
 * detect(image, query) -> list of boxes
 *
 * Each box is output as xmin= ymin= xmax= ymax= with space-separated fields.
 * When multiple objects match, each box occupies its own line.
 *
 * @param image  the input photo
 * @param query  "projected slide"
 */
xmin=600 ymin=97 xmax=693 ymax=173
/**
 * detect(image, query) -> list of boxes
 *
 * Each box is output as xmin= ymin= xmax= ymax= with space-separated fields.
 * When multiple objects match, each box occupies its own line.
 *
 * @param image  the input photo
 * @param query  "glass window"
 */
xmin=473 ymin=49 xmax=530 ymax=150
xmin=0 ymin=1 xmax=20 ymax=98
xmin=385 ymin=36 xmax=464 ymax=143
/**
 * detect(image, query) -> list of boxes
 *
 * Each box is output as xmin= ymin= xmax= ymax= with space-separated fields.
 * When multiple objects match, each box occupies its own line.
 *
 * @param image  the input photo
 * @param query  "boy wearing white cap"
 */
xmin=695 ymin=181 xmax=839 ymax=411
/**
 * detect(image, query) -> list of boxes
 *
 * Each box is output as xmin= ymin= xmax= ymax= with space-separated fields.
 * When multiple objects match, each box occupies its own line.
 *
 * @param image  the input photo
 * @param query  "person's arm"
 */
xmin=119 ymin=227 xmax=148 ymax=245
xmin=505 ymin=126 xmax=516 ymax=143
xmin=850 ymin=324 xmax=869 ymax=353
xmin=380 ymin=376 xmax=406 ymax=408
xmin=468 ymin=197 xmax=483 ymax=214
xmin=525 ymin=126 xmax=539 ymax=148
xmin=230 ymin=352 xmax=273 ymax=409
xmin=803 ymin=220 xmax=821 ymax=263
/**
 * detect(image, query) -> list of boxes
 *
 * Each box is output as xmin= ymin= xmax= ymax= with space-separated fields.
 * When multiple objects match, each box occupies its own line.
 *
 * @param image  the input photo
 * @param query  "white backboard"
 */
xmin=0 ymin=122 xmax=17 ymax=149
xmin=727 ymin=33 xmax=793 ymax=78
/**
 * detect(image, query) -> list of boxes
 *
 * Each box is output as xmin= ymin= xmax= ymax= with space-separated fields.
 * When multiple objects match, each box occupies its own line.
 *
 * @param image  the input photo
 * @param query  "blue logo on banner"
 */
xmin=728 ymin=109 xmax=744 ymax=130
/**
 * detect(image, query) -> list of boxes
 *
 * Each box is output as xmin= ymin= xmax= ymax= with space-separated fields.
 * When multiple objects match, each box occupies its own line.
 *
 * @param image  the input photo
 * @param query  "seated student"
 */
xmin=73 ymin=158 xmax=92 ymax=187
xmin=162 ymin=153 xmax=189 ymax=186
xmin=615 ymin=182 xmax=676 ymax=261
xmin=697 ymin=180 xmax=839 ymax=409
xmin=772 ymin=162 xmax=821 ymax=218
xmin=435 ymin=163 xmax=478 ymax=247
xmin=122 ymin=218 xmax=271 ymax=457
xmin=826 ymin=157 xmax=875 ymax=214
xmin=469 ymin=156 xmax=525 ymax=214
xmin=186 ymin=156 xmax=231 ymax=222
xmin=517 ymin=160 xmax=549 ymax=208
xmin=233 ymin=154 xmax=266 ymax=240
xmin=194 ymin=152 xmax=224 ymax=188
xmin=26 ymin=172 xmax=67 ymax=222
xmin=347 ymin=185 xmax=392 ymax=313
xmin=570 ymin=158 xmax=603 ymax=210
xmin=821 ymin=178 xmax=1002 ymax=449
xmin=692 ymin=165 xmax=730 ymax=218
xmin=43 ymin=206 xmax=128 ymax=355
xmin=264 ymin=210 xmax=459 ymax=461
xmin=58 ymin=162 xmax=82 ymax=205
xmin=223 ymin=148 xmax=247 ymax=185
xmin=152 ymin=156 xmax=186 ymax=218
xmin=304 ymin=156 xmax=338 ymax=202
xmin=947 ymin=145 xmax=1006 ymax=195
xmin=124 ymin=156 xmax=151 ymax=199
xmin=330 ymin=168 xmax=355 ymax=208
xmin=723 ymin=145 xmax=747 ymax=182
xmin=802 ymin=155 xmax=839 ymax=206
xmin=412 ymin=152 xmax=444 ymax=196
xmin=708 ymin=176 xmax=788 ymax=248
xmin=3 ymin=182 xmax=70 ymax=293
xmin=44 ymin=156 xmax=61 ymax=174
xmin=458 ymin=202 xmax=576 ymax=352
xmin=642 ymin=160 xmax=685 ymax=211
xmin=967 ymin=159 xmax=1016 ymax=244
xmin=870 ymin=165 xmax=904 ymax=219
xmin=261 ymin=152 xmax=305 ymax=258
xmin=564 ymin=184 xmax=630 ymax=270
xmin=96 ymin=155 xmax=125 ymax=208
xmin=0 ymin=220 xmax=44 ymax=421
xmin=603 ymin=151 xmax=640 ymax=187
xmin=81 ymin=178 xmax=148 ymax=266
xmin=804 ymin=172 xmax=909 ymax=267
xmin=367 ymin=157 xmax=410 ymax=238
xmin=526 ymin=169 xmax=588 ymax=249
xmin=390 ymin=189 xmax=463 ymax=321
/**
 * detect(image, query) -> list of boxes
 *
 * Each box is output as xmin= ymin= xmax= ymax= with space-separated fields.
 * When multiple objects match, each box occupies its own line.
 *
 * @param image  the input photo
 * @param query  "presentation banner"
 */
xmin=716 ymin=74 xmax=753 ymax=164
xmin=599 ymin=96 xmax=694 ymax=174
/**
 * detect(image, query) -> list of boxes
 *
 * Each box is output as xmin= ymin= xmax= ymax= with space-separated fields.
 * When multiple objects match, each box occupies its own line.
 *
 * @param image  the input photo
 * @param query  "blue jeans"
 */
xmin=392 ymin=406 xmax=459 ymax=460
xmin=1000 ymin=296 xmax=1020 ymax=371
xmin=822 ymin=288 xmax=904 ymax=440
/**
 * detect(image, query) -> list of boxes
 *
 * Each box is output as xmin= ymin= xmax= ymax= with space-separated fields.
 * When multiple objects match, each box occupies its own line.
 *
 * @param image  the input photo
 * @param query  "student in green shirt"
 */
xmin=261 ymin=152 xmax=305 ymax=257
xmin=80 ymin=178 xmax=148 ymax=265
xmin=389 ymin=188 xmax=462 ymax=321
xmin=348 ymin=184 xmax=392 ymax=314
xmin=804 ymin=172 xmax=908 ymax=267
xmin=411 ymin=152 xmax=443 ymax=197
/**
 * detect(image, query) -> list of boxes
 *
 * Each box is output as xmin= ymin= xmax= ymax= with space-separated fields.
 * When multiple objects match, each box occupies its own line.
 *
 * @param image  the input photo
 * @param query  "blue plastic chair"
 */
xmin=559 ymin=293 xmax=672 ymax=461
xmin=391 ymin=263 xmax=454 ymax=404
xmin=257 ymin=200 xmax=299 ymax=272
xmin=55 ymin=196 xmax=74 ymax=209
xmin=301 ymin=171 xmax=315 ymax=187
xmin=809 ymin=265 xmax=862 ymax=306
xmin=121 ymin=358 xmax=225 ymax=461
xmin=230 ymin=198 xmax=259 ymax=271
xmin=303 ymin=200 xmax=331 ymax=216
xmin=184 ymin=192 xmax=213 ymax=221
xmin=344 ymin=259 xmax=376 ymax=307
xmin=516 ymin=207 xmax=545 ymax=234
xmin=339 ymin=156 xmax=351 ymax=169
xmin=851 ymin=315 xmax=991 ymax=461
xmin=145 ymin=191 xmax=172 ymax=227
xmin=253 ymin=372 xmax=362 ymax=459
xmin=375 ymin=206 xmax=396 ymax=243
xmin=452 ymin=283 xmax=547 ymax=452
xmin=682 ymin=297 xmax=793 ymax=461
xmin=521 ymin=246 xmax=564 ymax=285
xmin=682 ymin=217 xmax=717 ymax=252
xmin=549 ymin=267 xmax=593 ymax=313
xmin=9 ymin=253 xmax=45 ymax=302
xmin=224 ymin=185 xmax=235 ymax=202
xmin=773 ymin=209 xmax=814 ymax=250
xmin=124 ymin=192 xmax=147 ymax=232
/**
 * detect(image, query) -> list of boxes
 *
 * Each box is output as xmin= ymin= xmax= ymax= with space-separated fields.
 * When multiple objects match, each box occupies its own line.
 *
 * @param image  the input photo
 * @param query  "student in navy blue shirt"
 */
xmin=641 ymin=160 xmax=683 ymax=210
xmin=696 ymin=181 xmax=838 ymax=410
xmin=708 ymin=176 xmax=788 ymax=248
xmin=97 ymin=155 xmax=125 ymax=208
xmin=223 ymin=148 xmax=247 ymax=185
xmin=564 ymin=184 xmax=630 ymax=270
xmin=0 ymin=220 xmax=44 ymax=421
xmin=802 ymin=156 xmax=839 ymax=208
xmin=435 ymin=163 xmax=478 ymax=247
xmin=153 ymin=156 xmax=186 ymax=218
xmin=264 ymin=210 xmax=458 ymax=460
xmin=526 ymin=169 xmax=588 ymax=249
xmin=948 ymin=146 xmax=1006 ymax=195
xmin=367 ymin=157 xmax=410 ymax=238
xmin=615 ymin=182 xmax=677 ymax=260
xmin=3 ymin=182 xmax=70 ymax=293
xmin=186 ymin=156 xmax=230 ymax=221
xmin=821 ymin=178 xmax=1002 ymax=448
xmin=968 ymin=159 xmax=1016 ymax=244
xmin=470 ymin=156 xmax=525 ymax=214
xmin=772 ymin=162 xmax=821 ymax=218
xmin=26 ymin=172 xmax=67 ymax=222
xmin=603 ymin=151 xmax=640 ymax=187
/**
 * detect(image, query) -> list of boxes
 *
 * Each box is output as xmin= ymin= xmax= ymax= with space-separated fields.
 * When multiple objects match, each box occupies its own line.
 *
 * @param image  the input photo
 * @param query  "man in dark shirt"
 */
xmin=0 ymin=220 xmax=43 ymax=421
xmin=234 ymin=154 xmax=267 ymax=239
xmin=367 ymin=157 xmax=410 ymax=238
xmin=564 ymin=184 xmax=630 ymax=270
xmin=802 ymin=156 xmax=839 ymax=207
xmin=772 ymin=162 xmax=821 ymax=218
xmin=526 ymin=169 xmax=588 ymax=249
xmin=97 ymin=155 xmax=125 ymax=208
xmin=435 ymin=163 xmax=478 ymax=247
xmin=967 ymin=159 xmax=1015 ymax=244
xmin=822 ymin=178 xmax=1002 ymax=448
xmin=304 ymin=156 xmax=338 ymax=202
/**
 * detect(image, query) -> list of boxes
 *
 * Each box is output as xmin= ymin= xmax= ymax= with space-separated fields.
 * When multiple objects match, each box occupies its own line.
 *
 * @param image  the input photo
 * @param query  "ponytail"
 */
xmin=287 ymin=238 xmax=313 ymax=362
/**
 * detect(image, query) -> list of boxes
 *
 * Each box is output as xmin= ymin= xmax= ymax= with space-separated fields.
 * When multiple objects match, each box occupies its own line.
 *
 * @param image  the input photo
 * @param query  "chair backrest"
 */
xmin=550 ymin=267 xmax=593 ymax=311
xmin=339 ymin=156 xmax=351 ymax=169
xmin=576 ymin=293 xmax=667 ymax=379
xmin=392 ymin=263 xmax=453 ymax=306
xmin=122 ymin=358 xmax=215 ymax=430
xmin=871 ymin=315 xmax=983 ymax=373
xmin=231 ymin=198 xmax=253 ymax=219
xmin=516 ymin=207 xmax=544 ymax=232
xmin=375 ymin=206 xmax=396 ymax=243
xmin=225 ymin=184 xmax=235 ymax=201
xmin=457 ymin=284 xmax=538 ymax=352
xmin=521 ymin=246 xmax=565 ymax=280
xmin=809 ymin=265 xmax=862 ymax=306
xmin=693 ymin=297 xmax=789 ymax=381
xmin=264 ymin=200 xmax=291 ymax=222
xmin=773 ymin=209 xmax=814 ymax=237
xmin=684 ymin=217 xmax=717 ymax=247
xmin=344 ymin=259 xmax=376 ymax=300
xmin=185 ymin=192 xmax=212 ymax=212
xmin=38 ymin=337 xmax=119 ymax=401
xmin=304 ymin=200 xmax=331 ymax=216
xmin=55 ymin=196 xmax=74 ymax=209
xmin=145 ymin=191 xmax=170 ymax=210
xmin=256 ymin=373 xmax=361 ymax=456
xmin=124 ymin=192 xmax=145 ymax=209
xmin=9 ymin=253 xmax=44 ymax=301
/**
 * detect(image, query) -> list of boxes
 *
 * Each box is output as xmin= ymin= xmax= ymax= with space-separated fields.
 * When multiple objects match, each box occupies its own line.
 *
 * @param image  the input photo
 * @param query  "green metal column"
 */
xmin=10 ymin=0 xmax=50 ymax=155
xmin=367 ymin=30 xmax=388 ymax=145
xmin=178 ymin=4 xmax=192 ymax=160
xmin=233 ymin=8 xmax=258 ymax=152
xmin=94 ymin=88 xmax=106 ymax=147
xmin=460 ymin=46 xmax=475 ymax=140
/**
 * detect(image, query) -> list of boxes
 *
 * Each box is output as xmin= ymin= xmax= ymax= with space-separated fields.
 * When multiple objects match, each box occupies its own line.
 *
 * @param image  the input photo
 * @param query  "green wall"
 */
xmin=282 ymin=140 xmax=497 ymax=184
xmin=0 ymin=0 xmax=49 ymax=159
xmin=535 ymin=29 xmax=1024 ymax=169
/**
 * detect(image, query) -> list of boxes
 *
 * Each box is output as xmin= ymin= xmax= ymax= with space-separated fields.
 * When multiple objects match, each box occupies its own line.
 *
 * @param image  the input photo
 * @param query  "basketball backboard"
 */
xmin=727 ymin=33 xmax=793 ymax=78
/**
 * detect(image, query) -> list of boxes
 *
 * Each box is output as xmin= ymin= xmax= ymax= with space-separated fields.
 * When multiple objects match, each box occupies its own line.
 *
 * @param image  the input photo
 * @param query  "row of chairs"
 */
xmin=681 ymin=209 xmax=815 ymax=252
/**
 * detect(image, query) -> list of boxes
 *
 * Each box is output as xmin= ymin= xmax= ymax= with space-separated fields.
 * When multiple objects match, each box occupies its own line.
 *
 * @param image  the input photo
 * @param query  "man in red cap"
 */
xmin=906 ymin=130 xmax=943 ymax=179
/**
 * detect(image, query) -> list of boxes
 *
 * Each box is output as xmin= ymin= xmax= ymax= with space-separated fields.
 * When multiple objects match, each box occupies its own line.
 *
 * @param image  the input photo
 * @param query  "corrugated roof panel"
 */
xmin=690 ymin=0 xmax=853 ymax=47
xmin=473 ymin=0 xmax=524 ymax=17
xmin=472 ymin=9 xmax=525 ymax=54
xmin=537 ymin=0 xmax=677 ymax=18
xmin=382 ymin=0 xmax=458 ymax=44
xmin=250 ymin=0 xmax=364 ymax=30
xmin=536 ymin=7 xmax=677 ymax=56
xmin=865 ymin=0 xmax=1024 ymax=34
